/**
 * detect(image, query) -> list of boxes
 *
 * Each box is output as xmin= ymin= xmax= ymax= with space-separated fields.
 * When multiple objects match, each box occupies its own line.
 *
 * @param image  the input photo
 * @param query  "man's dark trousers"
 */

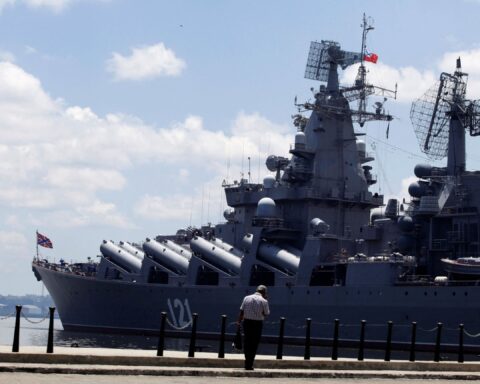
xmin=243 ymin=319 xmax=263 ymax=369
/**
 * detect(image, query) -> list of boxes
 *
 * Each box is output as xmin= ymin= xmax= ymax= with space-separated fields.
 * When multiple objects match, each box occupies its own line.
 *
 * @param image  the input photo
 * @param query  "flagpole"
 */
xmin=36 ymin=230 xmax=39 ymax=261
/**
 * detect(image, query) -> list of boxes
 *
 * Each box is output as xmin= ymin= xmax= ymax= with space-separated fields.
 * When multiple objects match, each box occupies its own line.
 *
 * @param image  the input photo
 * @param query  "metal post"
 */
xmin=46 ymin=307 xmax=55 ymax=353
xmin=156 ymin=312 xmax=166 ymax=357
xmin=304 ymin=318 xmax=311 ymax=360
xmin=358 ymin=320 xmax=366 ymax=361
xmin=276 ymin=317 xmax=285 ymax=360
xmin=12 ymin=305 xmax=22 ymax=353
xmin=409 ymin=321 xmax=417 ymax=362
xmin=458 ymin=324 xmax=464 ymax=363
xmin=218 ymin=315 xmax=226 ymax=358
xmin=384 ymin=321 xmax=393 ymax=362
xmin=188 ymin=313 xmax=198 ymax=358
xmin=332 ymin=319 xmax=339 ymax=360
xmin=434 ymin=322 xmax=442 ymax=362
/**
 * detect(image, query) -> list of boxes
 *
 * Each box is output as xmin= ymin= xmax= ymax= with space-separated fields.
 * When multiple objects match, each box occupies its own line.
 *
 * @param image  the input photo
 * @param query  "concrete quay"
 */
xmin=1 ymin=346 xmax=480 ymax=379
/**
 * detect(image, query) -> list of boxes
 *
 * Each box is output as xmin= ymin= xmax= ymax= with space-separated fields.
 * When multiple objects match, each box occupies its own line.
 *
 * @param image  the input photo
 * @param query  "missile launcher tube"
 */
xmin=100 ymin=240 xmax=142 ymax=274
xmin=119 ymin=241 xmax=145 ymax=260
xmin=143 ymin=238 xmax=189 ymax=274
xmin=161 ymin=239 xmax=192 ymax=260
xmin=258 ymin=243 xmax=299 ymax=273
xmin=190 ymin=236 xmax=241 ymax=274
xmin=210 ymin=237 xmax=244 ymax=257
xmin=243 ymin=234 xmax=299 ymax=273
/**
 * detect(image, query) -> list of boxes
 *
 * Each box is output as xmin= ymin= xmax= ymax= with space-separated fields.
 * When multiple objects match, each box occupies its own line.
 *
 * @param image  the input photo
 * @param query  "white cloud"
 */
xmin=0 ymin=50 xmax=15 ymax=62
xmin=135 ymin=194 xmax=195 ymax=221
xmin=106 ymin=43 xmax=186 ymax=81
xmin=24 ymin=0 xmax=71 ymax=12
xmin=0 ymin=0 xmax=108 ymax=12
xmin=342 ymin=62 xmax=436 ymax=103
xmin=0 ymin=61 xmax=291 ymax=229
xmin=0 ymin=230 xmax=28 ymax=251
xmin=439 ymin=49 xmax=480 ymax=99
xmin=342 ymin=48 xmax=480 ymax=104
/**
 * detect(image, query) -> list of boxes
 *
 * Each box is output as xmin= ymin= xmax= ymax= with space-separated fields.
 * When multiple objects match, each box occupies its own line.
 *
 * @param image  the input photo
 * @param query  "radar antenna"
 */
xmin=410 ymin=58 xmax=480 ymax=173
xmin=302 ymin=14 xmax=397 ymax=127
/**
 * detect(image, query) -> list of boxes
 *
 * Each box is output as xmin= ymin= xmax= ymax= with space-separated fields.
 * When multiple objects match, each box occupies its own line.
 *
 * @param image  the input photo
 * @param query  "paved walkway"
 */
xmin=0 ymin=346 xmax=479 ymax=379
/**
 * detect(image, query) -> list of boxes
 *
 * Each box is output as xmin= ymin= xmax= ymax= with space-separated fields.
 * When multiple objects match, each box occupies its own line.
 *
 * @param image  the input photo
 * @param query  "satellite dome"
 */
xmin=256 ymin=197 xmax=277 ymax=217
xmin=414 ymin=164 xmax=432 ymax=178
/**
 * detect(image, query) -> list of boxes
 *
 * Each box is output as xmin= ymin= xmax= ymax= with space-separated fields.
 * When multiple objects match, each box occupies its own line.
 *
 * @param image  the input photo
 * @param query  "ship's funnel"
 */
xmin=143 ymin=238 xmax=189 ymax=274
xmin=100 ymin=240 xmax=142 ymax=274
xmin=190 ymin=236 xmax=241 ymax=275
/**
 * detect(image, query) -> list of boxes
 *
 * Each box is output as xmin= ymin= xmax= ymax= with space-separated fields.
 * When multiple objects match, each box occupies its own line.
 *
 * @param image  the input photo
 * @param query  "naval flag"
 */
xmin=364 ymin=53 xmax=378 ymax=64
xmin=37 ymin=231 xmax=53 ymax=249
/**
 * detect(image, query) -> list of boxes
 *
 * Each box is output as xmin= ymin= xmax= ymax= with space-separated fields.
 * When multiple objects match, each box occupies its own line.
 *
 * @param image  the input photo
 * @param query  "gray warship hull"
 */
xmin=33 ymin=262 xmax=480 ymax=345
xmin=32 ymin=16 xmax=480 ymax=350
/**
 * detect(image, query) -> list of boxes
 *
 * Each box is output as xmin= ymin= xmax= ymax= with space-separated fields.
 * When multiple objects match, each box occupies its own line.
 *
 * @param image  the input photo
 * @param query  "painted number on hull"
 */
xmin=167 ymin=298 xmax=193 ymax=328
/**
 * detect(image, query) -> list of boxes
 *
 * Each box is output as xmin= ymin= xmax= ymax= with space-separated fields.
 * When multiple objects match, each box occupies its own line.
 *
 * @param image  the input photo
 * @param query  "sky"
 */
xmin=3 ymin=0 xmax=480 ymax=295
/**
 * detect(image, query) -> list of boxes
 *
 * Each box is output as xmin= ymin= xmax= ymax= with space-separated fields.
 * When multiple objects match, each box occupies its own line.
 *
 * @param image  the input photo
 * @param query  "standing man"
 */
xmin=237 ymin=285 xmax=270 ymax=370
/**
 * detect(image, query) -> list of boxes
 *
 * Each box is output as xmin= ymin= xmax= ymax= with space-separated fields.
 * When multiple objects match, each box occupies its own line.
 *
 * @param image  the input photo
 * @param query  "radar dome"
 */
xmin=414 ymin=164 xmax=432 ymax=178
xmin=310 ymin=218 xmax=330 ymax=235
xmin=397 ymin=216 xmax=414 ymax=232
xmin=266 ymin=155 xmax=278 ymax=172
xmin=295 ymin=132 xmax=306 ymax=145
xmin=256 ymin=197 xmax=277 ymax=217
xmin=408 ymin=181 xmax=425 ymax=198
xmin=263 ymin=175 xmax=276 ymax=189
xmin=223 ymin=208 xmax=235 ymax=221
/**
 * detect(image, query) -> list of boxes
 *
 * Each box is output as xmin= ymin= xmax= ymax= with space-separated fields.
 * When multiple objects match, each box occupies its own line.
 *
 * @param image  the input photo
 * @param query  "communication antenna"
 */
xmin=302 ymin=14 xmax=396 ymax=127
xmin=410 ymin=58 xmax=480 ymax=174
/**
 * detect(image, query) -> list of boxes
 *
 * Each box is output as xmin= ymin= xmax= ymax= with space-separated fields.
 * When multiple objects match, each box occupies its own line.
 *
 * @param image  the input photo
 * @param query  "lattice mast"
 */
xmin=356 ymin=14 xmax=374 ymax=127
xmin=410 ymin=58 xmax=480 ymax=175
xmin=302 ymin=14 xmax=396 ymax=127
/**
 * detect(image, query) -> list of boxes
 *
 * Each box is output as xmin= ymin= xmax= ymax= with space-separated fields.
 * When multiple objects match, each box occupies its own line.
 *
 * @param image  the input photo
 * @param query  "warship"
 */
xmin=32 ymin=16 xmax=480 ymax=346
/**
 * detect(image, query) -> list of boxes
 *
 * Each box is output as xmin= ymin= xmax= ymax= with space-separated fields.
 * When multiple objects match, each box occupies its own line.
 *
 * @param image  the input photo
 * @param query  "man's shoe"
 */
xmin=245 ymin=367 xmax=254 ymax=371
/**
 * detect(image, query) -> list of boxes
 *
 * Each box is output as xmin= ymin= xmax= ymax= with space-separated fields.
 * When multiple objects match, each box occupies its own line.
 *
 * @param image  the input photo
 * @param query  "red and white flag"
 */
xmin=364 ymin=53 xmax=378 ymax=64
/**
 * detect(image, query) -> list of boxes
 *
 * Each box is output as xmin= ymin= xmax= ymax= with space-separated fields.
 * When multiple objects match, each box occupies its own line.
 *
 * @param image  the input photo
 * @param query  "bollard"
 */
xmin=46 ymin=307 xmax=55 ymax=353
xmin=276 ymin=317 xmax=285 ymax=359
xmin=434 ymin=322 xmax=442 ymax=362
xmin=304 ymin=318 xmax=311 ymax=360
xmin=218 ymin=315 xmax=226 ymax=358
xmin=12 ymin=305 xmax=22 ymax=353
xmin=188 ymin=313 xmax=198 ymax=358
xmin=156 ymin=312 xmax=167 ymax=357
xmin=331 ymin=319 xmax=339 ymax=360
xmin=458 ymin=324 xmax=464 ymax=363
xmin=409 ymin=321 xmax=417 ymax=362
xmin=358 ymin=320 xmax=366 ymax=361
xmin=384 ymin=321 xmax=393 ymax=362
